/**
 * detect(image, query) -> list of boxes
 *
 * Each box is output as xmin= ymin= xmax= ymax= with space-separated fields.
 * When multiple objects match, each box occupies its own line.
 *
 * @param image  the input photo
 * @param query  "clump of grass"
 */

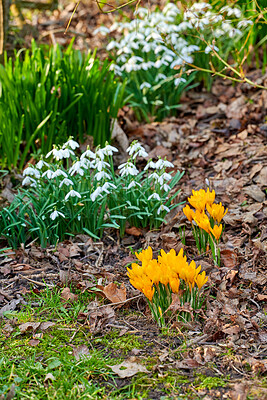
xmin=0 ymin=38 xmax=126 ymax=170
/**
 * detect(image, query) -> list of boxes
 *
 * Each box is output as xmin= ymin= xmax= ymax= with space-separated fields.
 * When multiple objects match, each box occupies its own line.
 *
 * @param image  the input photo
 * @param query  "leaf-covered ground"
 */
xmin=1 ymin=2 xmax=267 ymax=398
xmin=1 ymin=72 xmax=266 ymax=399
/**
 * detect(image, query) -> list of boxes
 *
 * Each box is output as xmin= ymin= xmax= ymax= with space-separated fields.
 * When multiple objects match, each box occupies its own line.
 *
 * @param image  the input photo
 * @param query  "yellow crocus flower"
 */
xmin=169 ymin=277 xmax=180 ymax=293
xmin=195 ymin=271 xmax=208 ymax=290
xmin=188 ymin=188 xmax=215 ymax=212
xmin=205 ymin=188 xmax=216 ymax=206
xmin=206 ymin=202 xmax=228 ymax=223
xmin=193 ymin=211 xmax=211 ymax=233
xmin=135 ymin=246 xmax=153 ymax=267
xmin=210 ymin=224 xmax=223 ymax=241
xmin=183 ymin=204 xmax=195 ymax=222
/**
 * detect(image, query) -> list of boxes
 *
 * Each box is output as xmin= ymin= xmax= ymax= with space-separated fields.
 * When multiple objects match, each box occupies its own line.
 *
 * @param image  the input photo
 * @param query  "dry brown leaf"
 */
xmin=28 ymin=339 xmax=40 ymax=347
xmin=69 ymin=243 xmax=82 ymax=257
xmin=19 ymin=322 xmax=41 ymax=334
xmin=254 ymin=166 xmax=267 ymax=186
xmin=243 ymin=185 xmax=265 ymax=203
xmin=39 ymin=321 xmax=55 ymax=331
xmin=73 ymin=345 xmax=91 ymax=361
xmin=0 ymin=298 xmax=23 ymax=317
xmin=203 ymin=347 xmax=216 ymax=362
xmin=44 ymin=373 xmax=56 ymax=383
xmin=103 ymin=282 xmax=126 ymax=304
xmin=220 ymin=249 xmax=238 ymax=269
xmin=2 ymin=323 xmax=14 ymax=334
xmin=257 ymin=294 xmax=267 ymax=301
xmin=229 ymin=382 xmax=248 ymax=400
xmin=109 ymin=360 xmax=149 ymax=378
xmin=125 ymin=227 xmax=143 ymax=237
xmin=222 ymin=324 xmax=240 ymax=335
xmin=60 ymin=287 xmax=78 ymax=303
xmin=89 ymin=305 xmax=115 ymax=333
xmin=174 ymin=359 xmax=201 ymax=369
xmin=258 ymin=330 xmax=267 ymax=343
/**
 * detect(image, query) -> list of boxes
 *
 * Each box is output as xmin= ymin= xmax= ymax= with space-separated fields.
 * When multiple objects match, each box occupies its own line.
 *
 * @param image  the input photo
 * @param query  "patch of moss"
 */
xmin=93 ymin=330 xmax=147 ymax=354
xmin=193 ymin=373 xmax=228 ymax=390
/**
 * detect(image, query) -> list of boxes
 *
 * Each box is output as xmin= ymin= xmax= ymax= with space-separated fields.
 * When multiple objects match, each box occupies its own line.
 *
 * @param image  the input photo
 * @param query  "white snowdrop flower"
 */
xmin=140 ymin=82 xmax=152 ymax=90
xmin=133 ymin=148 xmax=149 ymax=159
xmin=162 ymin=54 xmax=174 ymax=63
xmin=144 ymin=160 xmax=157 ymax=170
xmin=148 ymin=193 xmax=161 ymax=201
xmin=223 ymin=6 xmax=242 ymax=18
xmin=101 ymin=144 xmax=119 ymax=156
xmin=162 ymin=183 xmax=171 ymax=192
xmin=158 ymin=173 xmax=172 ymax=185
xmin=80 ymin=158 xmax=90 ymax=169
xmin=63 ymin=138 xmax=79 ymax=150
xmin=65 ymin=190 xmax=82 ymax=201
xmin=107 ymin=41 xmax=118 ymax=51
xmin=125 ymin=181 xmax=142 ymax=190
xmin=157 ymin=204 xmax=170 ymax=215
xmin=101 ymin=182 xmax=117 ymax=193
xmin=174 ymin=77 xmax=187 ymax=86
xmin=23 ymin=167 xmax=41 ymax=179
xmin=170 ymin=58 xmax=183 ymax=69
xmin=69 ymin=161 xmax=85 ymax=176
xmin=155 ymin=159 xmax=174 ymax=169
xmin=155 ymin=73 xmax=167 ymax=82
xmin=93 ymin=26 xmax=110 ymax=36
xmin=36 ymin=160 xmax=50 ymax=169
xmin=118 ymin=162 xmax=139 ymax=177
xmin=127 ymin=141 xmax=146 ymax=156
xmin=95 ymin=148 xmax=106 ymax=161
xmin=186 ymin=45 xmax=200 ymax=52
xmin=90 ymin=187 xmax=103 ymax=202
xmin=94 ymin=171 xmax=111 ymax=181
xmin=62 ymin=148 xmax=75 ymax=158
xmin=46 ymin=148 xmax=65 ymax=160
xmin=50 ymin=210 xmax=65 ymax=220
xmin=81 ymin=149 xmax=96 ymax=160
xmin=59 ymin=178 xmax=74 ymax=188
xmin=22 ymin=176 xmax=37 ymax=187
xmin=139 ymin=61 xmax=153 ymax=70
xmin=134 ymin=7 xmax=148 ymax=17
xmin=42 ymin=170 xmax=54 ymax=179
xmin=204 ymin=44 xmax=219 ymax=54
xmin=52 ymin=169 xmax=68 ymax=179
xmin=154 ymin=60 xmax=163 ymax=68
xmin=117 ymin=55 xmax=127 ymax=63
xmin=237 ymin=20 xmax=253 ymax=28
xmin=93 ymin=158 xmax=110 ymax=172
xmin=110 ymin=22 xmax=119 ymax=31
xmin=180 ymin=53 xmax=193 ymax=64
xmin=148 ymin=172 xmax=161 ymax=181
xmin=214 ymin=28 xmax=224 ymax=38
xmin=142 ymin=43 xmax=155 ymax=52
xmin=109 ymin=64 xmax=122 ymax=76
xmin=229 ymin=28 xmax=242 ymax=38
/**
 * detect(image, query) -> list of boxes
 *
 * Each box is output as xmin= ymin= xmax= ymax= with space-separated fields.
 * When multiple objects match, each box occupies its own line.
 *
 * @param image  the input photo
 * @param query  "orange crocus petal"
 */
xmin=183 ymin=205 xmax=195 ymax=222
xmin=210 ymin=224 xmax=223 ymax=241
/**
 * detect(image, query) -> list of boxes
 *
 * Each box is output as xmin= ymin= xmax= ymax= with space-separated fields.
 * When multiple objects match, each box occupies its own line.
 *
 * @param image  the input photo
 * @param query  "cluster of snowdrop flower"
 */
xmin=95 ymin=2 xmax=251 ymax=76
xmin=93 ymin=2 xmax=251 ymax=120
xmin=21 ymin=137 xmax=184 ymax=240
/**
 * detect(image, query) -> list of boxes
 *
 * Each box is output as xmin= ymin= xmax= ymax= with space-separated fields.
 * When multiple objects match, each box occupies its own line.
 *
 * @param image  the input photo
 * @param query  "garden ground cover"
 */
xmin=0 ymin=68 xmax=266 ymax=398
